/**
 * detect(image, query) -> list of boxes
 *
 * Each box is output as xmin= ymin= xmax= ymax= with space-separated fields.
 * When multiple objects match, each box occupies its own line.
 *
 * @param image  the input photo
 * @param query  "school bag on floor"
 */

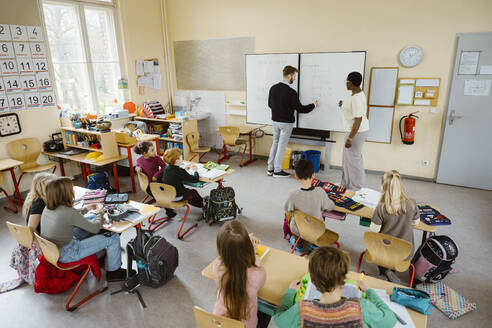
xmin=412 ymin=235 xmax=458 ymax=284
xmin=207 ymin=186 xmax=240 ymax=223
xmin=126 ymin=229 xmax=178 ymax=288
xmin=86 ymin=172 xmax=115 ymax=193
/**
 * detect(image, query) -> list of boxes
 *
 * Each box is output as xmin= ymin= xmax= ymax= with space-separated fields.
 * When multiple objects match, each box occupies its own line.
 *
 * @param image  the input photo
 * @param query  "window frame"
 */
xmin=41 ymin=0 xmax=125 ymax=113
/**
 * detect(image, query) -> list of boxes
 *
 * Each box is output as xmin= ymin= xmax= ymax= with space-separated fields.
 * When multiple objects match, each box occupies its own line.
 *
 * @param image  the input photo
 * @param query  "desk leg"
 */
xmin=112 ymin=163 xmax=120 ymax=192
xmin=9 ymin=168 xmax=22 ymax=206
xmin=126 ymin=146 xmax=136 ymax=193
xmin=80 ymin=163 xmax=87 ymax=185
xmin=241 ymin=133 xmax=257 ymax=167
xmin=58 ymin=158 xmax=66 ymax=176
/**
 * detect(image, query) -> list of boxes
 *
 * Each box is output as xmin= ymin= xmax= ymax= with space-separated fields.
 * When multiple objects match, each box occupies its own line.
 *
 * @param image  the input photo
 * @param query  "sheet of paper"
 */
xmin=135 ymin=60 xmax=144 ymax=75
xmin=414 ymin=99 xmax=431 ymax=105
xmin=152 ymin=73 xmax=162 ymax=90
xmin=397 ymin=84 xmax=414 ymax=105
xmin=415 ymin=79 xmax=440 ymax=87
xmin=137 ymin=76 xmax=152 ymax=87
xmin=153 ymin=64 xmax=161 ymax=74
xmin=372 ymin=289 xmax=415 ymax=328
xmin=464 ymin=79 xmax=491 ymax=96
xmin=399 ymin=79 xmax=415 ymax=84
xmin=144 ymin=60 xmax=154 ymax=73
xmin=458 ymin=51 xmax=480 ymax=75
xmin=201 ymin=168 xmax=227 ymax=180
xmin=352 ymin=188 xmax=381 ymax=209
xmin=480 ymin=65 xmax=492 ymax=75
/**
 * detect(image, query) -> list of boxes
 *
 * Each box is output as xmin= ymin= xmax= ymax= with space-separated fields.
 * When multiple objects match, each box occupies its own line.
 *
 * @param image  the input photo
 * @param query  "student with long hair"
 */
xmin=22 ymin=172 xmax=56 ymax=233
xmin=213 ymin=221 xmax=266 ymax=328
xmin=370 ymin=170 xmax=420 ymax=282
xmin=40 ymin=177 xmax=127 ymax=281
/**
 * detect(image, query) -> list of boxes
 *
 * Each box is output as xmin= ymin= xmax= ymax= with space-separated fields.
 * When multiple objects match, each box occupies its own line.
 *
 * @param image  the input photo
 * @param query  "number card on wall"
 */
xmin=0 ymin=23 xmax=56 ymax=110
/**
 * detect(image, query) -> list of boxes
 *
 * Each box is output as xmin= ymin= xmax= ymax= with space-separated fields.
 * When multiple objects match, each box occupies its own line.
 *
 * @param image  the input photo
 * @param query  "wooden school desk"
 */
xmin=181 ymin=160 xmax=235 ymax=188
xmin=117 ymin=134 xmax=160 ymax=193
xmin=43 ymin=152 xmax=127 ymax=192
xmin=0 ymin=158 xmax=24 ymax=212
xmin=334 ymin=190 xmax=438 ymax=244
xmin=202 ymin=245 xmax=427 ymax=328
xmin=73 ymin=186 xmax=160 ymax=234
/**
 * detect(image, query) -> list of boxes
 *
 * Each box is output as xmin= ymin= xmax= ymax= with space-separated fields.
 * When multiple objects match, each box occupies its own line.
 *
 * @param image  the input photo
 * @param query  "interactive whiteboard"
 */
xmin=298 ymin=52 xmax=366 ymax=132
xmin=246 ymin=53 xmax=299 ymax=125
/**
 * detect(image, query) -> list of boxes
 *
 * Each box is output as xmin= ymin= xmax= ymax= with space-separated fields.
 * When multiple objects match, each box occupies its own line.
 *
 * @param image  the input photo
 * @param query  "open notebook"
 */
xmin=179 ymin=162 xmax=227 ymax=180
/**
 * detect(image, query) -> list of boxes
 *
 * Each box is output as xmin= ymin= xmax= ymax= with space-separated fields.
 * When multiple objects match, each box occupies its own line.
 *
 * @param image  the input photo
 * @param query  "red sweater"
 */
xmin=136 ymin=155 xmax=166 ymax=182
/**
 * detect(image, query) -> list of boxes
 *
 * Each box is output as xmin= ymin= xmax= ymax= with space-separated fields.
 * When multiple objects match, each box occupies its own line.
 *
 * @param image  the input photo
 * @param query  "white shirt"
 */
xmin=341 ymin=92 xmax=370 ymax=132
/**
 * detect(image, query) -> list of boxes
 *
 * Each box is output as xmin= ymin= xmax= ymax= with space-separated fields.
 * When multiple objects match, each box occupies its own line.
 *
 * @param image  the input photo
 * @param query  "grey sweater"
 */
xmin=41 ymin=206 xmax=102 ymax=248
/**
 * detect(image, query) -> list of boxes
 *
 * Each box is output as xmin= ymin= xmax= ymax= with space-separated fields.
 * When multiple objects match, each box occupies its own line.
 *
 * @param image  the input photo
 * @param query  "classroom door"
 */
xmin=437 ymin=32 xmax=492 ymax=190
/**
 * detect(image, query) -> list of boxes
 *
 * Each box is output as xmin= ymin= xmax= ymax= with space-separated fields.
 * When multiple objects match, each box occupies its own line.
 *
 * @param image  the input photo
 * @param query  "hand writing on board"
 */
xmin=345 ymin=139 xmax=352 ymax=148
xmin=314 ymin=100 xmax=320 ymax=108
xmin=338 ymin=100 xmax=343 ymax=107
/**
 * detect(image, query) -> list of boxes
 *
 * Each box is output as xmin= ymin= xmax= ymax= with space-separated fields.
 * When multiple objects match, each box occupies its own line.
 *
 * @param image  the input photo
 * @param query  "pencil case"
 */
xmin=391 ymin=287 xmax=432 ymax=315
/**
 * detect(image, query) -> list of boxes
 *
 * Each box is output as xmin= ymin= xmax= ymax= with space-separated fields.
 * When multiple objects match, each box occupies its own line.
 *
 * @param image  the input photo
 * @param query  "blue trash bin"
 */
xmin=304 ymin=150 xmax=321 ymax=173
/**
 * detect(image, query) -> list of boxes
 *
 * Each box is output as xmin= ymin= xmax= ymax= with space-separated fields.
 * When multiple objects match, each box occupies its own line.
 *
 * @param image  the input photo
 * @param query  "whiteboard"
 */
xmin=368 ymin=67 xmax=398 ymax=106
xmin=367 ymin=106 xmax=394 ymax=143
xmin=298 ymin=52 xmax=366 ymax=132
xmin=246 ymin=53 xmax=299 ymax=125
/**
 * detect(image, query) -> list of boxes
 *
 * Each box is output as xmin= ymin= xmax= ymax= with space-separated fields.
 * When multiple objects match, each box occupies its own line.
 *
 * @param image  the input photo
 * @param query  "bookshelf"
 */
xmin=61 ymin=127 xmax=119 ymax=159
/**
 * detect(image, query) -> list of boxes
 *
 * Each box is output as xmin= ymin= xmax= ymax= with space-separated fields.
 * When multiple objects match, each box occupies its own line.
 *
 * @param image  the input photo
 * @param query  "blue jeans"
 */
xmin=59 ymin=230 xmax=122 ymax=271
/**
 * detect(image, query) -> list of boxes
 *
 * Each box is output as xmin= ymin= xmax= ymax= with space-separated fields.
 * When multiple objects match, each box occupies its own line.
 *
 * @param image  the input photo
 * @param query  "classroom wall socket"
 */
xmin=422 ymin=160 xmax=429 ymax=166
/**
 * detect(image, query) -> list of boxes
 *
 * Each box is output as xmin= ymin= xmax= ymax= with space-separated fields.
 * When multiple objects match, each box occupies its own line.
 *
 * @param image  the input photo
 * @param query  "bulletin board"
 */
xmin=0 ymin=23 xmax=56 ymax=111
xmin=135 ymin=58 xmax=161 ymax=95
xmin=396 ymin=78 xmax=440 ymax=107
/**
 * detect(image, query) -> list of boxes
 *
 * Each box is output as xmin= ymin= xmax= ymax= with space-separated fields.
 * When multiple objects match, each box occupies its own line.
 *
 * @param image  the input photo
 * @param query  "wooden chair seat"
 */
xmin=22 ymin=162 xmax=56 ymax=173
xmin=290 ymin=210 xmax=340 ymax=253
xmin=6 ymin=221 xmax=33 ymax=249
xmin=186 ymin=131 xmax=211 ymax=163
xmin=194 ymin=146 xmax=211 ymax=153
xmin=193 ymin=306 xmax=245 ymax=328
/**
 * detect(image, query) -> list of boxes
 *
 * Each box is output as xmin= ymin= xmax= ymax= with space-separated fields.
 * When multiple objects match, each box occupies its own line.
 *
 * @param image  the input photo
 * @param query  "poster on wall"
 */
xmin=0 ymin=24 xmax=56 ymax=112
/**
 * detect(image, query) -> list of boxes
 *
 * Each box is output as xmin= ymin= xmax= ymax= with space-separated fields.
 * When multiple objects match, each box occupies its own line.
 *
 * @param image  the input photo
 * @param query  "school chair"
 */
xmin=193 ymin=306 xmax=245 ymax=328
xmin=7 ymin=138 xmax=56 ymax=202
xmin=356 ymin=231 xmax=415 ymax=287
xmin=186 ymin=131 xmax=211 ymax=163
xmin=136 ymin=170 xmax=154 ymax=204
xmin=218 ymin=126 xmax=248 ymax=167
xmin=33 ymin=232 xmax=107 ymax=311
xmin=290 ymin=210 xmax=340 ymax=254
xmin=1 ymin=173 xmax=18 ymax=212
xmin=150 ymin=183 xmax=196 ymax=240
xmin=6 ymin=221 xmax=33 ymax=249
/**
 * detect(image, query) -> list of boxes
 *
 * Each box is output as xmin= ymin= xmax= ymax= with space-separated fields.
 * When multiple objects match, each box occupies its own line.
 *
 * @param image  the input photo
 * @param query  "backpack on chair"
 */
xmin=207 ymin=186 xmax=240 ymax=223
xmin=126 ymin=229 xmax=178 ymax=288
xmin=412 ymin=235 xmax=458 ymax=284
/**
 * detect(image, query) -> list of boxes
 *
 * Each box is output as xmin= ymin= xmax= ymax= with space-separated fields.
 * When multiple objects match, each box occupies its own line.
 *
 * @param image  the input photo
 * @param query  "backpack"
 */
xmin=207 ymin=186 xmax=240 ymax=223
xmin=412 ymin=235 xmax=458 ymax=284
xmin=126 ymin=229 xmax=178 ymax=288
xmin=86 ymin=172 xmax=115 ymax=192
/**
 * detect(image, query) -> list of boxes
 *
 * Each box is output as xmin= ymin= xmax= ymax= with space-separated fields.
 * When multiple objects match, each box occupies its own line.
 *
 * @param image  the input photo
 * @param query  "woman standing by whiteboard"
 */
xmin=338 ymin=72 xmax=369 ymax=190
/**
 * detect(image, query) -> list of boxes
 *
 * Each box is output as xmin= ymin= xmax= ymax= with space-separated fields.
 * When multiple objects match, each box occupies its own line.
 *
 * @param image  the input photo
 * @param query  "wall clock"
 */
xmin=0 ymin=113 xmax=22 ymax=137
xmin=399 ymin=46 xmax=423 ymax=68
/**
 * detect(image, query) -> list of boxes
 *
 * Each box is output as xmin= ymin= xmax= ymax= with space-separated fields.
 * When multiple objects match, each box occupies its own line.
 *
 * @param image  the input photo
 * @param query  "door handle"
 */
xmin=448 ymin=110 xmax=464 ymax=126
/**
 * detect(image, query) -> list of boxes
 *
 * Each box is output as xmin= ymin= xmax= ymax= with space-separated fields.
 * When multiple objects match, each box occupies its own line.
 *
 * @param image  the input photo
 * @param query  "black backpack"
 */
xmin=412 ymin=235 xmax=458 ymax=284
xmin=206 ymin=186 xmax=240 ymax=223
xmin=126 ymin=229 xmax=178 ymax=288
xmin=86 ymin=172 xmax=115 ymax=193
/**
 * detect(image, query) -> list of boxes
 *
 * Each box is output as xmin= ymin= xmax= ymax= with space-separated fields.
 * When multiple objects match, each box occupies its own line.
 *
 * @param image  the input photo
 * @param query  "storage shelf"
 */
xmin=64 ymin=144 xmax=101 ymax=152
xmin=62 ymin=127 xmax=109 ymax=135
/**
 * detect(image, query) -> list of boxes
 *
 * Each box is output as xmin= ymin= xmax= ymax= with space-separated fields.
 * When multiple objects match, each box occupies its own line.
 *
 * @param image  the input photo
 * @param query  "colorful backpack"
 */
xmin=86 ymin=172 xmax=115 ymax=192
xmin=207 ymin=186 xmax=240 ymax=223
xmin=412 ymin=235 xmax=458 ymax=284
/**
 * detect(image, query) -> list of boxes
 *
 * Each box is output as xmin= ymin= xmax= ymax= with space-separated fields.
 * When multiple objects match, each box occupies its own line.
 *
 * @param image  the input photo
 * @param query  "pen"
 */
xmin=392 ymin=310 xmax=407 ymax=325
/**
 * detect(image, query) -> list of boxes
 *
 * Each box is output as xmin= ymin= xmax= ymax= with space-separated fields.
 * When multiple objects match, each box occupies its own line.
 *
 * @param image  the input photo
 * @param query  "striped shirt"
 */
xmin=299 ymin=298 xmax=363 ymax=327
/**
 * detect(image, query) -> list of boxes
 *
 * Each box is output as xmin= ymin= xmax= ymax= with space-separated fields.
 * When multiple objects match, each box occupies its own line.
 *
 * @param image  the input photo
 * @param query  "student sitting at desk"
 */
xmin=41 ymin=177 xmax=127 ymax=282
xmin=284 ymin=159 xmax=334 ymax=247
xmin=370 ymin=170 xmax=419 ymax=283
xmin=135 ymin=141 xmax=175 ymax=218
xmin=162 ymin=148 xmax=206 ymax=211
xmin=274 ymin=247 xmax=396 ymax=328
xmin=213 ymin=221 xmax=267 ymax=328
xmin=23 ymin=172 xmax=56 ymax=234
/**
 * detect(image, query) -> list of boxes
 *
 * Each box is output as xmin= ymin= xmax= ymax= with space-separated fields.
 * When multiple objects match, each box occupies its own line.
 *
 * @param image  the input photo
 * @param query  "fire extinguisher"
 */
xmin=399 ymin=112 xmax=419 ymax=145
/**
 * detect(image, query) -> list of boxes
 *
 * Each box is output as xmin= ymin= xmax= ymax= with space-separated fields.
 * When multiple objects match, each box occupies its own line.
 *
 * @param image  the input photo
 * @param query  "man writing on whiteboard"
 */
xmin=267 ymin=66 xmax=319 ymax=178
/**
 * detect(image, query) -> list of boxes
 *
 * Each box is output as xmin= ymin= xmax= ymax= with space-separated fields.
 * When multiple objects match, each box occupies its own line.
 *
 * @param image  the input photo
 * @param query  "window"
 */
xmin=43 ymin=0 xmax=121 ymax=113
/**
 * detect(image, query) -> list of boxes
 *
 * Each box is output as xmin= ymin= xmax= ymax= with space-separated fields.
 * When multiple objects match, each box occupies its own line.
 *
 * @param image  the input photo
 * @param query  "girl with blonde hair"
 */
xmin=370 ymin=170 xmax=420 ymax=282
xmin=22 ymin=172 xmax=56 ymax=233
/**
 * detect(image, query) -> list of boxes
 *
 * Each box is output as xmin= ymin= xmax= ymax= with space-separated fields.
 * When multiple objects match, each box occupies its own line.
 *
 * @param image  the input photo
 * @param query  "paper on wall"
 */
xmin=152 ymin=73 xmax=162 ymax=90
xmin=458 ymin=51 xmax=480 ymax=75
xmin=136 ymin=60 xmax=144 ymax=75
xmin=480 ymin=65 xmax=492 ymax=75
xmin=397 ymin=85 xmax=414 ymax=105
xmin=144 ymin=60 xmax=154 ymax=73
xmin=415 ymin=79 xmax=440 ymax=87
xmin=153 ymin=64 xmax=161 ymax=74
xmin=399 ymin=79 xmax=415 ymax=84
xmin=464 ymin=79 xmax=491 ymax=96
xmin=414 ymin=99 xmax=431 ymax=105
xmin=137 ymin=76 xmax=152 ymax=87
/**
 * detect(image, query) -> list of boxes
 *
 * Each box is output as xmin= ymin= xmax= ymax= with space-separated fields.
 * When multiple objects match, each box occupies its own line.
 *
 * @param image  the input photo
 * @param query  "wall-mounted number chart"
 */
xmin=0 ymin=23 xmax=55 ymax=112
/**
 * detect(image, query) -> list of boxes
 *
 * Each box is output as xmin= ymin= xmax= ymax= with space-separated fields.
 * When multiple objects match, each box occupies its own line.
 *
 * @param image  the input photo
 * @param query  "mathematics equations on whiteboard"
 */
xmin=0 ymin=24 xmax=56 ymax=111
xmin=246 ymin=52 xmax=366 ymax=133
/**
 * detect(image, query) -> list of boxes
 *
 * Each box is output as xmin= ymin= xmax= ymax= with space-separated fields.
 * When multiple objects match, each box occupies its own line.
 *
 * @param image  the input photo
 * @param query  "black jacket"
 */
xmin=162 ymin=164 xmax=199 ymax=197
xmin=268 ymin=82 xmax=315 ymax=123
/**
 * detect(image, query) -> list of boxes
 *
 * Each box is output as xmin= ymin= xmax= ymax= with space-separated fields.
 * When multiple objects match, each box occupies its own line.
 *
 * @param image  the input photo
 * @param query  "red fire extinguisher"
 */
xmin=399 ymin=112 xmax=419 ymax=144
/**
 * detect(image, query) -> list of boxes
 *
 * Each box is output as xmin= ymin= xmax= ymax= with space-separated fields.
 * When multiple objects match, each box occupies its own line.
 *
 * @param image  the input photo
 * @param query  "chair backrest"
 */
xmin=193 ymin=306 xmax=245 ymax=328
xmin=150 ymin=183 xmax=179 ymax=207
xmin=363 ymin=231 xmax=412 ymax=272
xmin=136 ymin=170 xmax=150 ymax=195
xmin=186 ymin=131 xmax=200 ymax=151
xmin=293 ymin=210 xmax=326 ymax=244
xmin=219 ymin=126 xmax=240 ymax=146
xmin=7 ymin=138 xmax=42 ymax=171
xmin=33 ymin=232 xmax=61 ymax=268
xmin=6 ymin=221 xmax=33 ymax=249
